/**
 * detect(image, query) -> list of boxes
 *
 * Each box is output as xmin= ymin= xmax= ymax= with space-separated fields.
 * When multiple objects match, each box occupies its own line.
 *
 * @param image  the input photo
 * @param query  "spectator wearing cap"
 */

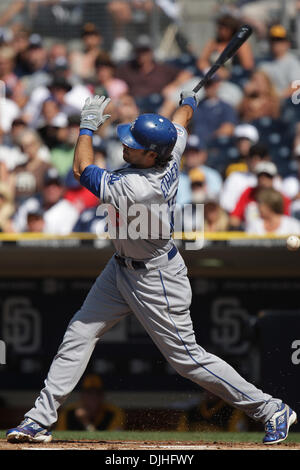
xmin=10 ymin=128 xmax=52 ymax=204
xmin=177 ymin=134 xmax=222 ymax=206
xmin=258 ymin=24 xmax=300 ymax=98
xmin=22 ymin=69 xmax=92 ymax=128
xmin=246 ymin=187 xmax=300 ymax=235
xmin=116 ymin=35 xmax=192 ymax=112
xmin=230 ymin=161 xmax=290 ymax=230
xmin=197 ymin=14 xmax=254 ymax=80
xmin=12 ymin=167 xmax=79 ymax=234
xmin=0 ymin=182 xmax=15 ymax=232
xmin=220 ymin=143 xmax=281 ymax=213
xmin=238 ymin=69 xmax=280 ymax=122
xmin=37 ymin=98 xmax=68 ymax=148
xmin=191 ymin=74 xmax=238 ymax=147
xmin=94 ymin=56 xmax=128 ymax=100
xmin=189 ymin=168 xmax=208 ymax=204
xmin=224 ymin=123 xmax=259 ymax=178
xmin=69 ymin=23 xmax=105 ymax=80
xmin=176 ymin=168 xmax=207 ymax=235
xmin=21 ymin=34 xmax=51 ymax=94
xmin=47 ymin=76 xmax=79 ymax=117
xmin=56 ymin=374 xmax=125 ymax=431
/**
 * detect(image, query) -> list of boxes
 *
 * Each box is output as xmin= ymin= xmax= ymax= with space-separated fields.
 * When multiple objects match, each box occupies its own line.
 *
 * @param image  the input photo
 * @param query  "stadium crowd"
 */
xmin=1 ymin=5 xmax=300 ymax=236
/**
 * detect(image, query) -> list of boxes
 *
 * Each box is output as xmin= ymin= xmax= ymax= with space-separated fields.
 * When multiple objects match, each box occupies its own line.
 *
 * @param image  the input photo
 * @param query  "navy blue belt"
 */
xmin=115 ymin=245 xmax=178 ymax=270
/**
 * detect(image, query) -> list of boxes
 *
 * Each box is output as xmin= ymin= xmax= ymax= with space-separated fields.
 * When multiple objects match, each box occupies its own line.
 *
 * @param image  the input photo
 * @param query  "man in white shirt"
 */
xmin=258 ymin=24 xmax=300 ymax=98
xmin=13 ymin=167 xmax=79 ymax=234
xmin=220 ymin=142 xmax=280 ymax=213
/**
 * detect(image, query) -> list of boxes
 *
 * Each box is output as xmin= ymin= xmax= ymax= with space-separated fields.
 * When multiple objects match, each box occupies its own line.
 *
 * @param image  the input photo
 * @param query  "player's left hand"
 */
xmin=80 ymin=95 xmax=111 ymax=131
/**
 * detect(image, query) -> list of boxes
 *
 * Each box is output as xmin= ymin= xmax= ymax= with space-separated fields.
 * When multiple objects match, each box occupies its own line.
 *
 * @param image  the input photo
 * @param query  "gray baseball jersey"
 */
xmin=25 ymin=122 xmax=282 ymax=429
xmin=87 ymin=123 xmax=187 ymax=259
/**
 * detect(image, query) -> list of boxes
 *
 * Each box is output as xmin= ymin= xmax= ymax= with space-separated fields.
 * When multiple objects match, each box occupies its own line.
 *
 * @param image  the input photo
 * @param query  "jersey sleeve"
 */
xmin=80 ymin=164 xmax=136 ymax=209
xmin=172 ymin=124 xmax=188 ymax=166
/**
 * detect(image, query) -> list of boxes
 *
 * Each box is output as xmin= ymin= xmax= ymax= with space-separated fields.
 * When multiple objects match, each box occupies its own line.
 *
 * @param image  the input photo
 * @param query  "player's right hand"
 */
xmin=179 ymin=90 xmax=202 ymax=107
xmin=80 ymin=95 xmax=111 ymax=132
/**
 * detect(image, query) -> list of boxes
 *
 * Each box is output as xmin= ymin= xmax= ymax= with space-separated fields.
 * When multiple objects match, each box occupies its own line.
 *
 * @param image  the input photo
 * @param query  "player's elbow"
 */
xmin=73 ymin=164 xmax=81 ymax=182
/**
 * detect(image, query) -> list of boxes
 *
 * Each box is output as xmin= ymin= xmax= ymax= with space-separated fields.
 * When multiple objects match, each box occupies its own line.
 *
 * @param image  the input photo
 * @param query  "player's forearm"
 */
xmin=73 ymin=134 xmax=94 ymax=181
xmin=74 ymin=95 xmax=111 ymax=180
xmin=172 ymin=104 xmax=194 ymax=129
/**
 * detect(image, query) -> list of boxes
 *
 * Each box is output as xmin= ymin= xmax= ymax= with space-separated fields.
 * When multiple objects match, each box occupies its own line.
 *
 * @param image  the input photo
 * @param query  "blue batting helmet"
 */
xmin=117 ymin=114 xmax=177 ymax=160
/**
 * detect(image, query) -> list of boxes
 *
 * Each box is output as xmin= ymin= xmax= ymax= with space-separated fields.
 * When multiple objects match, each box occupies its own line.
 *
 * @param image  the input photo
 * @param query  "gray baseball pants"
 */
xmin=26 ymin=252 xmax=281 ymax=428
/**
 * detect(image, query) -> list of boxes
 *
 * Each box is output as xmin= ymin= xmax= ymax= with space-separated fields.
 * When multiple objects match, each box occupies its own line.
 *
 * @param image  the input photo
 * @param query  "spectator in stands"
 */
xmin=191 ymin=74 xmax=238 ymax=147
xmin=11 ymin=26 xmax=31 ymax=77
xmin=220 ymin=143 xmax=277 ymax=213
xmin=204 ymin=197 xmax=230 ymax=233
xmin=49 ymin=115 xmax=80 ymax=178
xmin=0 ymin=45 xmax=26 ymax=109
xmin=177 ymin=134 xmax=222 ymax=206
xmin=101 ymin=94 xmax=140 ymax=170
xmin=64 ymin=169 xmax=99 ymax=214
xmin=25 ymin=209 xmax=45 ymax=233
xmin=22 ymin=69 xmax=92 ymax=128
xmin=10 ymin=128 xmax=52 ymax=204
xmin=72 ymin=205 xmax=108 ymax=236
xmin=197 ymin=14 xmax=254 ymax=80
xmin=56 ymin=374 xmax=125 ymax=431
xmin=230 ymin=161 xmax=290 ymax=230
xmin=0 ymin=182 xmax=14 ymax=232
xmin=116 ymin=35 xmax=192 ymax=112
xmin=12 ymin=167 xmax=79 ymax=234
xmin=47 ymin=43 xmax=68 ymax=74
xmin=36 ymin=98 xmax=68 ymax=149
xmin=258 ymin=25 xmax=300 ymax=98
xmin=238 ymin=69 xmax=281 ymax=122
xmin=94 ymin=56 xmax=129 ymax=100
xmin=224 ymin=123 xmax=259 ymax=178
xmin=4 ymin=117 xmax=27 ymax=147
xmin=189 ymin=168 xmax=209 ymax=204
xmin=21 ymin=35 xmax=51 ymax=94
xmin=69 ymin=23 xmax=105 ymax=80
xmin=0 ymin=122 xmax=27 ymax=172
xmin=246 ymin=188 xmax=300 ymax=235
xmin=176 ymin=168 xmax=208 ymax=235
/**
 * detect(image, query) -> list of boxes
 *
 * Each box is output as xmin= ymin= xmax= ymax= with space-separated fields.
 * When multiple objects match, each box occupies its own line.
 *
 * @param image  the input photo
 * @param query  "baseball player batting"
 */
xmin=7 ymin=90 xmax=297 ymax=444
